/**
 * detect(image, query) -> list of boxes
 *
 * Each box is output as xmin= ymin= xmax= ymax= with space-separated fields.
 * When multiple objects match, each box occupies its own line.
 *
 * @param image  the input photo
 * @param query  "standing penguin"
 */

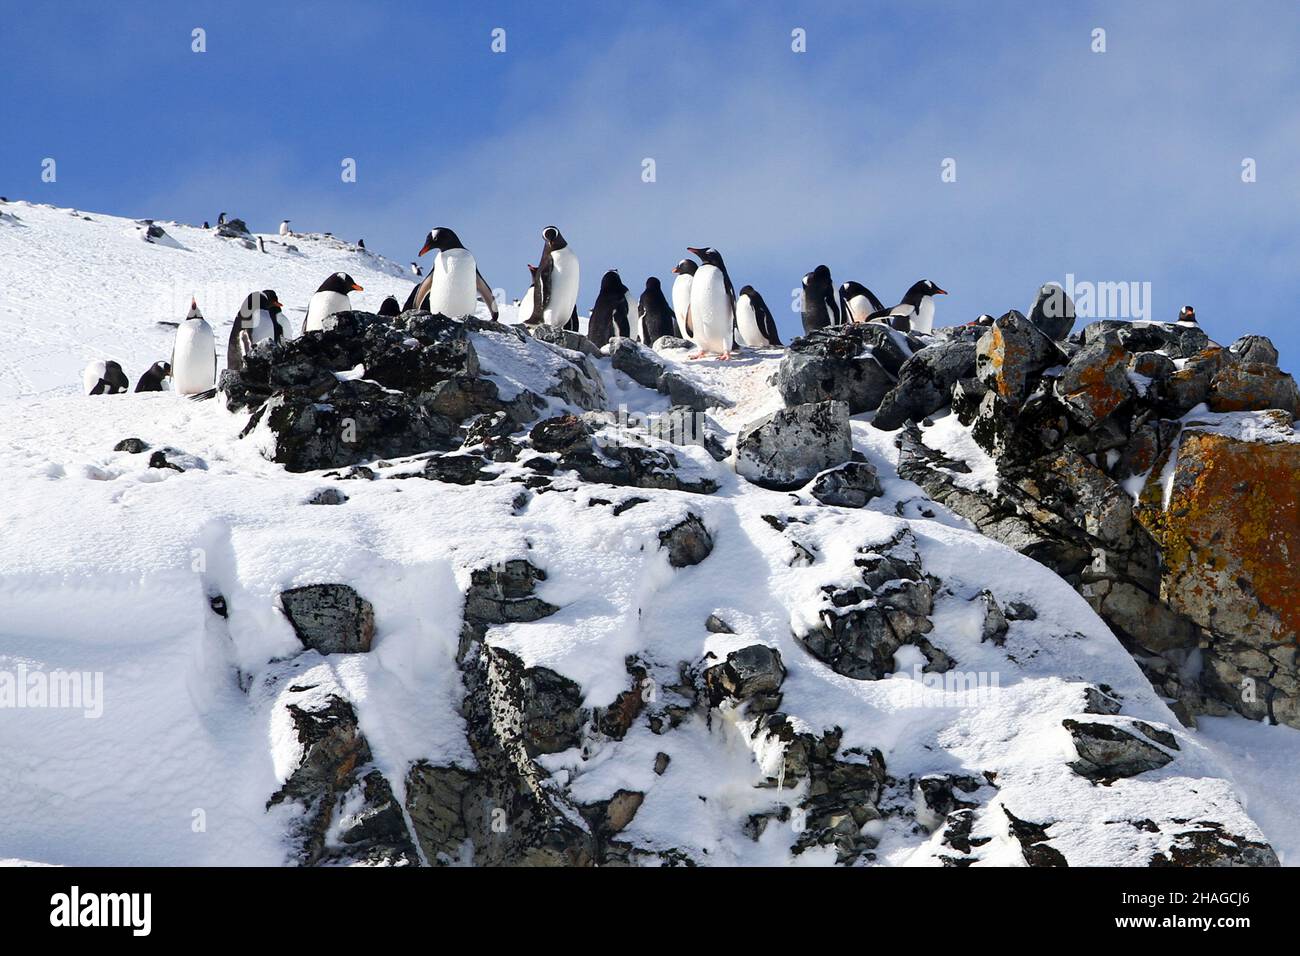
xmin=736 ymin=286 xmax=782 ymax=347
xmin=171 ymin=298 xmax=217 ymax=396
xmin=627 ymin=286 xmax=643 ymax=343
xmin=1176 ymin=305 xmax=1198 ymax=327
xmin=227 ymin=291 xmax=282 ymax=369
xmin=303 ymin=273 xmax=362 ymax=334
xmin=135 ymin=361 xmax=171 ymax=392
xmin=638 ymin=277 xmax=677 ymax=344
xmin=83 ymin=360 xmax=129 ymax=395
xmin=869 ymin=279 xmax=947 ymax=334
xmin=685 ymin=246 xmax=737 ymax=360
xmin=410 ymin=261 xmax=423 ymax=278
xmin=801 ymin=265 xmax=839 ymax=333
xmin=263 ymin=289 xmax=292 ymax=342
xmin=586 ymin=271 xmax=631 ymax=349
xmin=279 ymin=219 xmax=291 ymax=237
xmin=410 ymin=227 xmax=498 ymax=320
xmin=518 ymin=265 xmax=538 ymax=323
xmin=377 ymin=295 xmax=401 ymax=318
xmin=838 ymin=281 xmax=886 ymax=324
xmin=671 ymin=259 xmax=697 ymax=339
xmin=531 ymin=225 xmax=581 ymax=328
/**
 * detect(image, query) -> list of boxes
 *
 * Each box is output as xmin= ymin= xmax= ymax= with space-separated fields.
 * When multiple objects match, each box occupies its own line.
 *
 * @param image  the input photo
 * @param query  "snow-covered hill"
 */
xmin=0 ymin=200 xmax=1295 ymax=867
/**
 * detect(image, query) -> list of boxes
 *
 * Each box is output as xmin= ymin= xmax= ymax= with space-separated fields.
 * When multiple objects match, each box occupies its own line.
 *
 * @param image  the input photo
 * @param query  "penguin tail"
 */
xmin=187 ymin=388 xmax=218 ymax=402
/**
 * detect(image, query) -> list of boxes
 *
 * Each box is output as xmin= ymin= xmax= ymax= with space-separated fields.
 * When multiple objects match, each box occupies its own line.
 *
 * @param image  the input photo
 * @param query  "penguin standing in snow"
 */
xmin=868 ymin=279 xmax=946 ymax=334
xmin=586 ymin=271 xmax=631 ymax=349
xmin=303 ymin=273 xmax=363 ymax=334
xmin=685 ymin=246 xmax=737 ymax=360
xmin=800 ymin=265 xmax=839 ymax=334
xmin=279 ymin=219 xmax=291 ymax=237
xmin=736 ymin=286 xmax=782 ymax=347
xmin=171 ymin=298 xmax=217 ymax=396
xmin=838 ymin=281 xmax=885 ymax=324
xmin=639 ymin=277 xmax=678 ymax=344
xmin=407 ymin=227 xmax=498 ymax=320
xmin=671 ymin=259 xmax=697 ymax=340
xmin=83 ymin=360 xmax=129 ymax=395
xmin=135 ymin=361 xmax=171 ymax=392
xmin=378 ymin=295 xmax=401 ymax=318
xmin=227 ymin=291 xmax=283 ymax=369
xmin=530 ymin=226 xmax=581 ymax=328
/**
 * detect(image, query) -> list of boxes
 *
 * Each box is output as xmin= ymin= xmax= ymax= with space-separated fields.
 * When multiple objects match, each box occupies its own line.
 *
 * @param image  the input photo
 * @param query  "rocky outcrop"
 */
xmin=809 ymin=461 xmax=883 ymax=508
xmin=658 ymin=513 xmax=714 ymax=567
xmin=778 ymin=323 xmax=913 ymax=412
xmin=734 ymin=400 xmax=852 ymax=490
xmin=280 ymin=584 xmax=376 ymax=655
xmin=1063 ymin=718 xmax=1178 ymax=781
xmin=871 ymin=340 xmax=976 ymax=430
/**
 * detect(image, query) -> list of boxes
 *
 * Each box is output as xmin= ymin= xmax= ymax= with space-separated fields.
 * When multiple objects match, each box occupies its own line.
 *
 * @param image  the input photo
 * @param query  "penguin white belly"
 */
xmin=626 ymin=291 xmax=642 ymax=342
xmin=911 ymin=296 xmax=935 ymax=335
xmin=82 ymin=361 xmax=107 ymax=395
xmin=689 ymin=266 xmax=732 ymax=354
xmin=542 ymin=248 xmax=580 ymax=327
xmin=303 ymin=291 xmax=352 ymax=333
xmin=736 ymin=297 xmax=767 ymax=347
xmin=672 ymin=275 xmax=694 ymax=341
xmin=428 ymin=248 xmax=478 ymax=317
xmin=246 ymin=309 xmax=275 ymax=346
xmin=518 ymin=285 xmax=535 ymax=324
xmin=173 ymin=320 xmax=216 ymax=395
xmin=848 ymin=295 xmax=871 ymax=323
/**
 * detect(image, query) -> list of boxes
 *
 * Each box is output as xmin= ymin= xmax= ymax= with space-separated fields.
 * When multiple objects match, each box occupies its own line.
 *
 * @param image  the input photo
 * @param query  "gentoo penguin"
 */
xmin=217 ymin=212 xmax=226 ymax=226
xmin=685 ymin=246 xmax=737 ymax=359
xmin=736 ymin=286 xmax=783 ymax=347
xmin=135 ymin=361 xmax=171 ymax=392
xmin=531 ymin=226 xmax=581 ymax=328
xmin=518 ymin=265 xmax=538 ymax=323
xmin=279 ymin=219 xmax=291 ymax=237
xmin=264 ymin=289 xmax=291 ymax=342
xmin=358 ymin=238 xmax=365 ymax=250
xmin=378 ymin=295 xmax=401 ymax=318
xmin=800 ymin=265 xmax=839 ymax=334
xmin=627 ymin=286 xmax=643 ymax=343
xmin=639 ymin=277 xmax=677 ymax=344
xmin=256 ymin=236 xmax=266 ymax=254
xmin=671 ymin=259 xmax=697 ymax=339
xmin=410 ymin=262 xmax=423 ymax=278
xmin=171 ymin=298 xmax=217 ymax=396
xmin=227 ymin=291 xmax=282 ymax=369
xmin=1176 ymin=305 xmax=1197 ymax=327
xmin=83 ymin=360 xmax=129 ymax=395
xmin=869 ymin=280 xmax=947 ymax=334
xmin=838 ymin=281 xmax=886 ymax=324
xmin=586 ymin=270 xmax=631 ymax=349
xmin=410 ymin=227 xmax=499 ymax=320
xmin=303 ymin=272 xmax=363 ymax=334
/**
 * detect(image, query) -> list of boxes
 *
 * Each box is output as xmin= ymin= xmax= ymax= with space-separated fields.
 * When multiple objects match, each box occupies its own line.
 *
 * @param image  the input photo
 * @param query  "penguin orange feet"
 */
xmin=688 ymin=351 xmax=706 ymax=360
xmin=719 ymin=352 xmax=732 ymax=361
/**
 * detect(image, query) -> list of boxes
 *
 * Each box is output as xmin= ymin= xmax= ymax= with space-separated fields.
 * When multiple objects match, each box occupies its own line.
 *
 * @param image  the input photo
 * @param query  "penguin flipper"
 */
xmin=759 ymin=303 xmax=782 ymax=346
xmin=401 ymin=282 xmax=420 ymax=312
xmin=475 ymin=269 xmax=499 ymax=321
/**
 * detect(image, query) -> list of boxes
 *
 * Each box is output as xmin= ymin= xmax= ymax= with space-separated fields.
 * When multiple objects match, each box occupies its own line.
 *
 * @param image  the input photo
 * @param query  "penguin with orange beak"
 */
xmin=227 ymin=290 xmax=285 ymax=369
xmin=404 ymin=227 xmax=498 ymax=320
xmin=303 ymin=272 xmax=363 ymax=334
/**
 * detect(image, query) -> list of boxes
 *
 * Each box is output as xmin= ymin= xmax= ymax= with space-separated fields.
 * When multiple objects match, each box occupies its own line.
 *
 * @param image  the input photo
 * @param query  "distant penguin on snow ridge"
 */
xmin=531 ymin=225 xmax=581 ymax=328
xmin=586 ymin=270 xmax=631 ymax=349
xmin=736 ymin=286 xmax=782 ymax=347
xmin=671 ymin=259 xmax=697 ymax=340
xmin=303 ymin=273 xmax=363 ymax=334
xmin=227 ymin=291 xmax=283 ymax=369
xmin=135 ymin=361 xmax=171 ymax=392
xmin=801 ymin=265 xmax=839 ymax=334
xmin=172 ymin=298 xmax=217 ymax=396
xmin=408 ymin=227 xmax=498 ymax=320
xmin=1176 ymin=305 xmax=1197 ymax=327
xmin=685 ymin=246 xmax=737 ymax=359
xmin=279 ymin=219 xmax=291 ymax=237
xmin=838 ymin=281 xmax=885 ymax=325
xmin=83 ymin=360 xmax=129 ymax=395
xmin=639 ymin=277 xmax=678 ymax=344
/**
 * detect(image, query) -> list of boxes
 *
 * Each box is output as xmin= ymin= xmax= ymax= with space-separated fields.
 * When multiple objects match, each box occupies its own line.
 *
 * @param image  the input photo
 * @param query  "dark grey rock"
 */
xmin=975 ymin=310 xmax=1063 ymax=406
xmin=658 ymin=369 xmax=732 ymax=412
xmin=872 ymin=340 xmax=976 ymax=430
xmin=704 ymin=645 xmax=785 ymax=713
xmin=114 ymin=437 xmax=149 ymax=454
xmin=1064 ymin=718 xmax=1178 ymax=781
xmin=777 ymin=324 xmax=905 ymax=413
xmin=1229 ymin=334 xmax=1279 ymax=366
xmin=809 ymin=461 xmax=884 ymax=508
xmin=705 ymin=614 xmax=735 ymax=634
xmin=609 ymin=337 xmax=666 ymax=389
xmin=281 ymin=584 xmax=376 ymax=654
xmin=527 ymin=323 xmax=600 ymax=357
xmin=659 ymin=514 xmax=713 ymax=568
xmin=305 ymin=487 xmax=348 ymax=505
xmin=735 ymin=400 xmax=852 ymax=490
xmin=1028 ymin=283 xmax=1076 ymax=341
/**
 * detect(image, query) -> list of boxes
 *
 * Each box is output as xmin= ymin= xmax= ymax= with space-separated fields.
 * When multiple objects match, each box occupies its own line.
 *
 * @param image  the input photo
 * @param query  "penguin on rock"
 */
xmin=530 ymin=226 xmax=581 ymax=328
xmin=586 ymin=270 xmax=631 ymax=349
xmin=671 ymin=259 xmax=697 ymax=340
xmin=407 ymin=227 xmax=498 ymax=319
xmin=303 ymin=273 xmax=362 ymax=334
xmin=638 ymin=277 xmax=678 ymax=344
xmin=800 ymin=265 xmax=839 ymax=334
xmin=838 ymin=281 xmax=885 ymax=324
xmin=868 ymin=279 xmax=947 ymax=334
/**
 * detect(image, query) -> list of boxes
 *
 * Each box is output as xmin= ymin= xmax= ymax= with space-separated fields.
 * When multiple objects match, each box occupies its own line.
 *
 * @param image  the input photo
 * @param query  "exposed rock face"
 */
xmin=280 ymin=584 xmax=376 ymax=654
xmin=871 ymin=340 xmax=976 ymax=430
xmin=1064 ymin=718 xmax=1178 ymax=781
xmin=809 ymin=461 xmax=883 ymax=508
xmin=658 ymin=513 xmax=714 ymax=567
xmin=734 ymin=401 xmax=852 ymax=490
xmin=1028 ymin=284 xmax=1076 ymax=341
xmin=777 ymin=324 xmax=910 ymax=412
xmin=704 ymin=644 xmax=785 ymax=714
xmin=975 ymin=311 xmax=1062 ymax=404
xmin=223 ymin=311 xmax=605 ymax=472
xmin=1208 ymin=362 xmax=1300 ymax=416
xmin=1055 ymin=331 xmax=1133 ymax=426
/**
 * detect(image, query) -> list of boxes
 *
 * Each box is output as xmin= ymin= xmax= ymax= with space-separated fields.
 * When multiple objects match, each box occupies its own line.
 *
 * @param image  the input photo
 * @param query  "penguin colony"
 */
xmin=83 ymin=215 xmax=1196 ymax=398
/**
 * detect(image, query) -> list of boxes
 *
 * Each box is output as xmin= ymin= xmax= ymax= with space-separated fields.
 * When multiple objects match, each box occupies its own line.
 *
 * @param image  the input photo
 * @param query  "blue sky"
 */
xmin=4 ymin=1 xmax=1299 ymax=359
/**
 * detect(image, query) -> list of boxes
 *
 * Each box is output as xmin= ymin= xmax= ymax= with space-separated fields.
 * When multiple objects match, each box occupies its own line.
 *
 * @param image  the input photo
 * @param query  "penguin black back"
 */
xmin=639 ymin=276 xmax=677 ymax=344
xmin=739 ymin=285 xmax=782 ymax=346
xmin=135 ymin=361 xmax=171 ymax=392
xmin=378 ymin=295 xmax=401 ymax=318
xmin=801 ymin=265 xmax=839 ymax=334
xmin=587 ymin=270 xmax=630 ymax=349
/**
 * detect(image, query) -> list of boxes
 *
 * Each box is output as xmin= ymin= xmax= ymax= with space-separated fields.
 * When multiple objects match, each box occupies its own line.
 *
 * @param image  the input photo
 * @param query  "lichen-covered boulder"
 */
xmin=734 ymin=401 xmax=852 ymax=490
xmin=1208 ymin=362 xmax=1300 ymax=417
xmin=975 ymin=310 xmax=1062 ymax=405
xmin=1054 ymin=330 xmax=1132 ymax=426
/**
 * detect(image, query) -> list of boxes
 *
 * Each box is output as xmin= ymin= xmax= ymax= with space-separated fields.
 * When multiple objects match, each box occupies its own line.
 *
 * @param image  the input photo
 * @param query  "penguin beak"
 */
xmin=418 ymin=239 xmax=433 ymax=257
xmin=935 ymin=288 xmax=948 ymax=295
xmin=686 ymin=247 xmax=704 ymax=257
xmin=272 ymin=300 xmax=284 ymax=309
xmin=351 ymin=283 xmax=364 ymax=292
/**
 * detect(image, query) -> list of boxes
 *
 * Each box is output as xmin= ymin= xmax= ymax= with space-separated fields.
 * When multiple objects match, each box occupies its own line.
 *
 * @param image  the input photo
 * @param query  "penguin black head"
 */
xmin=738 ymin=284 xmax=758 ymax=298
xmin=541 ymin=225 xmax=568 ymax=250
xmin=804 ymin=265 xmax=833 ymax=288
xmin=1178 ymin=305 xmax=1197 ymax=324
xmin=418 ymin=227 xmax=465 ymax=256
xmin=599 ymin=270 xmax=628 ymax=296
xmin=318 ymin=272 xmax=364 ymax=294
xmin=687 ymin=247 xmax=726 ymax=269
xmin=262 ymin=290 xmax=284 ymax=315
xmin=378 ymin=295 xmax=401 ymax=317
xmin=644 ymin=276 xmax=662 ymax=291
xmin=903 ymin=279 xmax=947 ymax=304
xmin=672 ymin=259 xmax=697 ymax=276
